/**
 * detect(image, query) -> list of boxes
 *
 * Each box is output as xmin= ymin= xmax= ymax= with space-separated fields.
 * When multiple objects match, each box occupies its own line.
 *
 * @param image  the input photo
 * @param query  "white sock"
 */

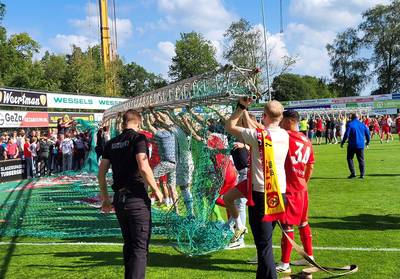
xmin=280 ymin=262 xmax=290 ymax=269
xmin=308 ymin=255 xmax=314 ymax=260
xmin=234 ymin=216 xmax=244 ymax=229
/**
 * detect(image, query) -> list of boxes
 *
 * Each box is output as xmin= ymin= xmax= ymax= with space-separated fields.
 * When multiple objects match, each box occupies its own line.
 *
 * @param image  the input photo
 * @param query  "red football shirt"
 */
xmin=396 ymin=117 xmax=400 ymax=129
xmin=139 ymin=130 xmax=159 ymax=168
xmin=285 ymin=130 xmax=315 ymax=193
xmin=24 ymin=142 xmax=32 ymax=158
xmin=316 ymin=119 xmax=323 ymax=131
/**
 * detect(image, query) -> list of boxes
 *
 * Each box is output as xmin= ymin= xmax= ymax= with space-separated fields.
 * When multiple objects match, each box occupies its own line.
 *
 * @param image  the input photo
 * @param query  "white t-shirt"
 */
xmin=240 ymin=127 xmax=289 ymax=193
xmin=30 ymin=142 xmax=38 ymax=157
xmin=61 ymin=138 xmax=74 ymax=154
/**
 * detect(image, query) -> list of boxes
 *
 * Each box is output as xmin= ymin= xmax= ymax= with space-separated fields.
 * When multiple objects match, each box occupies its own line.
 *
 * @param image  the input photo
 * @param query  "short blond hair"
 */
xmin=263 ymin=100 xmax=284 ymax=121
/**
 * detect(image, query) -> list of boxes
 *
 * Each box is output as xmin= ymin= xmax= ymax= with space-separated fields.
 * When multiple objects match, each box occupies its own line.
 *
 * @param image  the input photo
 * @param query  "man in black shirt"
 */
xmin=98 ymin=109 xmax=163 ymax=279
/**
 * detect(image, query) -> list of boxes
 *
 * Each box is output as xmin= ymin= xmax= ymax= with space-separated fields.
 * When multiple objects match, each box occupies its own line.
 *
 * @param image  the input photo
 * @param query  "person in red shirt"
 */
xmin=396 ymin=113 xmax=400 ymax=141
xmin=6 ymin=138 xmax=19 ymax=159
xmin=380 ymin=115 xmax=390 ymax=143
xmin=24 ymin=137 xmax=34 ymax=178
xmin=139 ymin=129 xmax=169 ymax=205
xmin=315 ymin=116 xmax=324 ymax=145
xmin=277 ymin=110 xmax=315 ymax=274
xmin=371 ymin=118 xmax=380 ymax=140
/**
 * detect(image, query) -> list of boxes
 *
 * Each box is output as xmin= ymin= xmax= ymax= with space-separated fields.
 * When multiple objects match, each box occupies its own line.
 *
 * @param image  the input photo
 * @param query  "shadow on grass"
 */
xmin=366 ymin=174 xmax=400 ymax=177
xmin=312 ymin=214 xmax=400 ymax=231
xmin=26 ymin=251 xmax=250 ymax=273
xmin=310 ymin=177 xmax=348 ymax=180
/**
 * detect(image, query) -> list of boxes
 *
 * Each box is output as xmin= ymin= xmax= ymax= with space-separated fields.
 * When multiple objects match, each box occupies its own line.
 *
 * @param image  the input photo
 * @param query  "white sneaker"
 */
xmin=230 ymin=227 xmax=247 ymax=243
xmin=225 ymin=240 xmax=245 ymax=250
xmin=247 ymin=255 xmax=258 ymax=264
xmin=276 ymin=263 xmax=292 ymax=274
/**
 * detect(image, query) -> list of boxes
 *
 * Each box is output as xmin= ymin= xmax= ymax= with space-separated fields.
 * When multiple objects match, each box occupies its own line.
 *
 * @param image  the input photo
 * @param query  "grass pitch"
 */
xmin=0 ymin=139 xmax=399 ymax=278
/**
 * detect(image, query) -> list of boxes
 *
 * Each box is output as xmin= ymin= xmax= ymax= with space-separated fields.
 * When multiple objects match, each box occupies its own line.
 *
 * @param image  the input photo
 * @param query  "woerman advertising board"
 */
xmin=46 ymin=93 xmax=127 ymax=110
xmin=0 ymin=88 xmax=47 ymax=108
xmin=0 ymin=111 xmax=49 ymax=128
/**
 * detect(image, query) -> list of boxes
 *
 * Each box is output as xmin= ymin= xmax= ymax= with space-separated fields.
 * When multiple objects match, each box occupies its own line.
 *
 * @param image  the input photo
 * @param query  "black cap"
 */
xmin=283 ymin=110 xmax=300 ymax=121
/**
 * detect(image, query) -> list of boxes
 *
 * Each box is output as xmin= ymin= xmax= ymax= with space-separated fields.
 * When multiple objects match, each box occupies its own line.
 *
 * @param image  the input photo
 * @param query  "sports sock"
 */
xmin=234 ymin=216 xmax=244 ymax=230
xmin=281 ymin=230 xmax=294 ymax=264
xmin=181 ymin=188 xmax=193 ymax=213
xmin=299 ymin=224 xmax=313 ymax=257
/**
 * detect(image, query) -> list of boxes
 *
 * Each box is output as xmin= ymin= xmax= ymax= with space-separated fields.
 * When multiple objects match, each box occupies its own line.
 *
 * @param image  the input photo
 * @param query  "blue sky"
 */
xmin=2 ymin=0 xmax=390 ymax=92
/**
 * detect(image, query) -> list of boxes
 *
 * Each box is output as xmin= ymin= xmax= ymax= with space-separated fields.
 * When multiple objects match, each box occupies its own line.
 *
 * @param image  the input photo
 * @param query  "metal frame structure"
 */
xmin=102 ymin=64 xmax=261 ymax=122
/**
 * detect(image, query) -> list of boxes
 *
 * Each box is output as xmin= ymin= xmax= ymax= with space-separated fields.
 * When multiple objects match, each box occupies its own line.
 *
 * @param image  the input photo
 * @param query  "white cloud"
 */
xmin=157 ymin=0 xmax=235 ymax=37
xmin=290 ymin=0 xmax=390 ymax=30
xmin=282 ymin=0 xmax=390 ymax=79
xmin=155 ymin=0 xmax=236 ymax=61
xmin=158 ymin=41 xmax=175 ymax=58
xmin=139 ymin=41 xmax=176 ymax=79
xmin=70 ymin=16 xmax=133 ymax=45
xmin=48 ymin=2 xmax=133 ymax=54
xmin=138 ymin=0 xmax=237 ymax=78
xmin=253 ymin=24 xmax=290 ymax=67
xmin=50 ymin=34 xmax=97 ymax=54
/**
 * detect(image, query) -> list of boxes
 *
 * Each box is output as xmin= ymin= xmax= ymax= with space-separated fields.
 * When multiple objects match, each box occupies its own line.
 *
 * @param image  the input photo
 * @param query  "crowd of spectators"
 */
xmin=0 ymin=117 xmax=93 ymax=179
xmin=299 ymin=113 xmax=400 ymax=144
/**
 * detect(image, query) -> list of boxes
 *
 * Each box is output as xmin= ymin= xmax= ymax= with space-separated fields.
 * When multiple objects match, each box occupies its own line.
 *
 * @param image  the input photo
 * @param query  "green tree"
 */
xmin=63 ymin=45 xmax=106 ymax=95
xmin=360 ymin=1 xmax=400 ymax=94
xmin=169 ymin=32 xmax=219 ymax=80
xmin=120 ymin=62 xmax=167 ymax=97
xmin=0 ymin=1 xmax=5 ymax=22
xmin=38 ymin=51 xmax=68 ymax=91
xmin=326 ymin=28 xmax=369 ymax=97
xmin=223 ymin=18 xmax=262 ymax=70
xmin=0 ymin=32 xmax=40 ymax=88
xmin=272 ymin=73 xmax=336 ymax=101
xmin=224 ymin=18 xmax=297 ymax=98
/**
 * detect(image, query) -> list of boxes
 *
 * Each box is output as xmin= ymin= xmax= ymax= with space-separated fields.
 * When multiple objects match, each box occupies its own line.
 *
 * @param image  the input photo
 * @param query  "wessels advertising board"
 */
xmin=46 ymin=93 xmax=127 ymax=110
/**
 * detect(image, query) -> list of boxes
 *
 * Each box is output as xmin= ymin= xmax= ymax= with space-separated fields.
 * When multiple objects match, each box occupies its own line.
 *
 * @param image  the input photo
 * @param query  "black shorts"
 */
xmin=316 ymin=130 xmax=322 ymax=137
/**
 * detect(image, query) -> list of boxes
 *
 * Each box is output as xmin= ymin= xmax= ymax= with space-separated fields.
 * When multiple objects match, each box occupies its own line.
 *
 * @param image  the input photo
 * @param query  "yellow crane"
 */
xmin=98 ymin=0 xmax=117 ymax=96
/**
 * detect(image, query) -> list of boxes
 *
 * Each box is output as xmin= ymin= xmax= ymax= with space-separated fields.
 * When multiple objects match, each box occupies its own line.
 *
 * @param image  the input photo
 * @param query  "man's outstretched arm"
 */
xmin=225 ymin=98 xmax=251 ymax=138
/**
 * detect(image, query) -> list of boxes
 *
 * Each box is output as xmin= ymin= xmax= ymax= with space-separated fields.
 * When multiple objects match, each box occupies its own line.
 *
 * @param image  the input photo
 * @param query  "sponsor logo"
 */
xmin=40 ymin=95 xmax=47 ymax=106
xmin=0 ymin=90 xmax=46 ymax=106
xmin=267 ymin=192 xmax=279 ymax=208
xmin=52 ymin=96 xmax=94 ymax=105
xmin=0 ymin=112 xmax=23 ymax=126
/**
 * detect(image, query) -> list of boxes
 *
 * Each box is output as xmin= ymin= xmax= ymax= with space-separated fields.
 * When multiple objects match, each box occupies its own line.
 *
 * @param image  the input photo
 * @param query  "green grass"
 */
xmin=1 ymin=139 xmax=400 ymax=278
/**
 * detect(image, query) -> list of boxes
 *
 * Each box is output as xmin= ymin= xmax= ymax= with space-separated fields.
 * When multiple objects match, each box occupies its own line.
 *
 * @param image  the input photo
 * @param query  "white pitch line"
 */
xmin=0 ymin=242 xmax=399 ymax=252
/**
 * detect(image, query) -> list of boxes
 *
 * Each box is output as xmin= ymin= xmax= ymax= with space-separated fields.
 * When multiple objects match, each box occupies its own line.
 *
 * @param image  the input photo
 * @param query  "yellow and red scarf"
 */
xmin=256 ymin=128 xmax=285 ymax=222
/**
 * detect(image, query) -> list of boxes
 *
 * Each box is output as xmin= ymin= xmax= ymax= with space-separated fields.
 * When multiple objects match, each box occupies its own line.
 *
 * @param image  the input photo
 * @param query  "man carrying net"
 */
xmin=144 ymin=112 xmax=177 ymax=209
xmin=225 ymin=98 xmax=289 ymax=279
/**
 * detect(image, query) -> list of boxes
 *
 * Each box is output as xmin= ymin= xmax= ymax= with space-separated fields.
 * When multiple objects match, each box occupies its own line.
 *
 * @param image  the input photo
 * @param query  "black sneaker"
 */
xmin=359 ymin=175 xmax=364 ymax=179
xmin=347 ymin=174 xmax=356 ymax=179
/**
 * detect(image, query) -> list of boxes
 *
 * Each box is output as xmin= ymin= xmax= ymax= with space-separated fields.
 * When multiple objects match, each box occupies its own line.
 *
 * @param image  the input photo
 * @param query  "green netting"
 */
xmin=0 ymin=109 xmax=238 ymax=256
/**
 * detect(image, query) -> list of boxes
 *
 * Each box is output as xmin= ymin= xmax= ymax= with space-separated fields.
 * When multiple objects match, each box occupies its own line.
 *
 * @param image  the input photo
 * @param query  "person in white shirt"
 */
xmin=225 ymin=98 xmax=289 ymax=279
xmin=61 ymin=133 xmax=74 ymax=171
xmin=387 ymin=115 xmax=394 ymax=141
xmin=30 ymin=137 xmax=39 ymax=176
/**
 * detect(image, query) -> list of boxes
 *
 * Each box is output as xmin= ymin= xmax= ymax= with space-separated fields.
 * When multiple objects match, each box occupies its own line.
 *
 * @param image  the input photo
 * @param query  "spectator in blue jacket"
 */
xmin=341 ymin=113 xmax=371 ymax=179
